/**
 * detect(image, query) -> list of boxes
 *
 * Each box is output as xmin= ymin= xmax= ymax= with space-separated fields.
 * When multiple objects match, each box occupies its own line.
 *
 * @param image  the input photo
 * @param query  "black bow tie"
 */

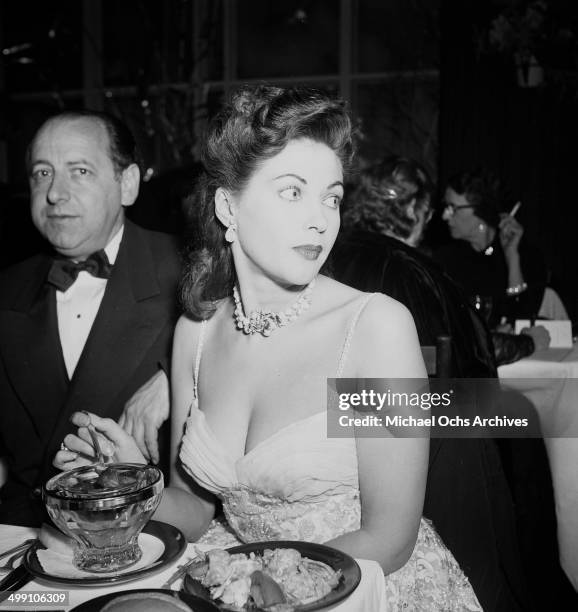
xmin=47 ymin=250 xmax=112 ymax=292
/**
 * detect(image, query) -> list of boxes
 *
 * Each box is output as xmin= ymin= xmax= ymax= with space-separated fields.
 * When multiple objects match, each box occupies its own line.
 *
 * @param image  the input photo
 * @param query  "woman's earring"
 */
xmin=478 ymin=222 xmax=485 ymax=232
xmin=225 ymin=223 xmax=237 ymax=244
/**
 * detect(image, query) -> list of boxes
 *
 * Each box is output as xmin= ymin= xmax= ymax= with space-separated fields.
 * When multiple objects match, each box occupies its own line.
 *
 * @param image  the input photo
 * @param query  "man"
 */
xmin=0 ymin=111 xmax=180 ymax=526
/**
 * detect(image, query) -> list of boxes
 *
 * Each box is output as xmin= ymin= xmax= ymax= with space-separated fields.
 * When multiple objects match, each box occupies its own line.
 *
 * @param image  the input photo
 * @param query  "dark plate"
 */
xmin=24 ymin=520 xmax=186 ymax=587
xmin=183 ymin=540 xmax=361 ymax=611
xmin=70 ymin=588 xmax=219 ymax=611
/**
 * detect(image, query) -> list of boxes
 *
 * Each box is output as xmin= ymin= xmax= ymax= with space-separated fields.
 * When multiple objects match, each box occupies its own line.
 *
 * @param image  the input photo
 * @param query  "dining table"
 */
xmin=0 ymin=523 xmax=387 ymax=611
xmin=498 ymin=343 xmax=578 ymax=591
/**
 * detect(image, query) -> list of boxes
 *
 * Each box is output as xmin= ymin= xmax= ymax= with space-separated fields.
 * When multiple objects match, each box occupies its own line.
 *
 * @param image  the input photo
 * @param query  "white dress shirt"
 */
xmin=56 ymin=226 xmax=124 ymax=379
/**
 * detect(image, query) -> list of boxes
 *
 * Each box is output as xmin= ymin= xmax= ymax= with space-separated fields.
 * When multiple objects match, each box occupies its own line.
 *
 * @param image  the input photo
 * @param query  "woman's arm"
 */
xmin=326 ymin=295 xmax=428 ymax=574
xmin=152 ymin=315 xmax=217 ymax=540
xmin=499 ymin=214 xmax=525 ymax=291
xmin=500 ymin=216 xmax=548 ymax=321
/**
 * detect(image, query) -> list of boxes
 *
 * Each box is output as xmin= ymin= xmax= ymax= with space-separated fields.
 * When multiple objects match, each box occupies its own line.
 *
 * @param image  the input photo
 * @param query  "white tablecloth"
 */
xmin=499 ymin=344 xmax=578 ymax=590
xmin=0 ymin=525 xmax=386 ymax=611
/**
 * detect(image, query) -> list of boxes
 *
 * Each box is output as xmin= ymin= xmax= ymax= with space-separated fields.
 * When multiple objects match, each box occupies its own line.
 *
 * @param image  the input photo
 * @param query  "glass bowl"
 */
xmin=44 ymin=463 xmax=163 ymax=573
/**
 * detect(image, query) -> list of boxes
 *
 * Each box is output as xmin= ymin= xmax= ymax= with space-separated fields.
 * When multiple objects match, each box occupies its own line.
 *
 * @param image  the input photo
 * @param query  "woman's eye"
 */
xmin=279 ymin=186 xmax=301 ymax=201
xmin=323 ymin=194 xmax=341 ymax=209
xmin=72 ymin=168 xmax=90 ymax=177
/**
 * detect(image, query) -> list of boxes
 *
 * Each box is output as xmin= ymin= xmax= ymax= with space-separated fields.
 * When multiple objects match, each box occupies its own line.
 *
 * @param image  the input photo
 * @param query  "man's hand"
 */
xmin=119 ymin=370 xmax=170 ymax=464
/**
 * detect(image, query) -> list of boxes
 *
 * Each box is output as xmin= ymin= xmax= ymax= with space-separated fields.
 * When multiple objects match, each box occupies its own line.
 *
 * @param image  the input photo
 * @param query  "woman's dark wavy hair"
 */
xmin=446 ymin=168 xmax=504 ymax=229
xmin=342 ymin=156 xmax=433 ymax=240
xmin=180 ymin=85 xmax=354 ymax=320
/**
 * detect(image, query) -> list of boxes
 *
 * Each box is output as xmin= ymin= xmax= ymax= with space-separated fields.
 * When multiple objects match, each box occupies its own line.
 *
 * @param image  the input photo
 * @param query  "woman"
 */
xmin=434 ymin=169 xmax=550 ymax=360
xmin=55 ymin=87 xmax=481 ymax=610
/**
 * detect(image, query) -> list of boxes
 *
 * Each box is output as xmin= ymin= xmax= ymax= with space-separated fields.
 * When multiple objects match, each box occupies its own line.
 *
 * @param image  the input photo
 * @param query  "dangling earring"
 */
xmin=225 ymin=223 xmax=237 ymax=244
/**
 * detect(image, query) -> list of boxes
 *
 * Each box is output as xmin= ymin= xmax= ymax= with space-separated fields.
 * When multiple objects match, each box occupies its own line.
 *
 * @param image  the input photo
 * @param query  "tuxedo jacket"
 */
xmin=0 ymin=220 xmax=181 ymax=526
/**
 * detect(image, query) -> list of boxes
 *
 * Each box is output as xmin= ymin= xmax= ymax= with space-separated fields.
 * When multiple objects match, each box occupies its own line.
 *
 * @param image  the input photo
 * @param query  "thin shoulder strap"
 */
xmin=193 ymin=320 xmax=208 ymax=399
xmin=336 ymin=293 xmax=377 ymax=378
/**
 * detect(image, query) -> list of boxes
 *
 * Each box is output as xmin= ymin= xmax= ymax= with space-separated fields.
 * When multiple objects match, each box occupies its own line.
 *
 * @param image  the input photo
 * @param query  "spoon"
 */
xmin=81 ymin=411 xmax=107 ymax=464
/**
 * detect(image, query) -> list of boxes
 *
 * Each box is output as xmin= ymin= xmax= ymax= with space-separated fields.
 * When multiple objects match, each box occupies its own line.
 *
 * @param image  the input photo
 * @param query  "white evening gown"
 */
xmin=179 ymin=296 xmax=482 ymax=611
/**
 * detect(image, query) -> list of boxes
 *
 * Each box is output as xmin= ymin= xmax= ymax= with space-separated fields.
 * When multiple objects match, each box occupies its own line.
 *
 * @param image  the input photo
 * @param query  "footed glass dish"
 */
xmin=44 ymin=463 xmax=163 ymax=573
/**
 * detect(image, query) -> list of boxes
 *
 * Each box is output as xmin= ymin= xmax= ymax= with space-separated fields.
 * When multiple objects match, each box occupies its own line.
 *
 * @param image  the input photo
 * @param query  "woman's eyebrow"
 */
xmin=327 ymin=180 xmax=344 ymax=190
xmin=273 ymin=173 xmax=307 ymax=183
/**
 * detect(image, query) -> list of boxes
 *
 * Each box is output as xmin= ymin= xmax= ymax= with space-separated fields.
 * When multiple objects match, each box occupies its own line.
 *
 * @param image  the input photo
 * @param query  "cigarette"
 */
xmin=510 ymin=201 xmax=521 ymax=217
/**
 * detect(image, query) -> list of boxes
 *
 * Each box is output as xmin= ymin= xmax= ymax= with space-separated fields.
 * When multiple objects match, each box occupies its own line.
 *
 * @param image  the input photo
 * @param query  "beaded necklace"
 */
xmin=233 ymin=279 xmax=315 ymax=337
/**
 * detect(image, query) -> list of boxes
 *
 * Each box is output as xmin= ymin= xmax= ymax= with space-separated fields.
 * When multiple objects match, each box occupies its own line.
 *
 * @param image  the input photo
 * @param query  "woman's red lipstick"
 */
xmin=293 ymin=245 xmax=323 ymax=260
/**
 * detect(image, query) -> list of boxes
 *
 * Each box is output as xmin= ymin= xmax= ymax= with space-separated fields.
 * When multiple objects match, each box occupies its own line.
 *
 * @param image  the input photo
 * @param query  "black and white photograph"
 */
xmin=1 ymin=1 xmax=578 ymax=610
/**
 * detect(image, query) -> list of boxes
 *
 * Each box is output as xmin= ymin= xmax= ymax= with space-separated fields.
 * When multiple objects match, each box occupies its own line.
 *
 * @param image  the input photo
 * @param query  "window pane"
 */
xmin=200 ymin=0 xmax=225 ymax=82
xmin=103 ymin=0 xmax=183 ymax=87
xmin=357 ymin=0 xmax=440 ymax=72
xmin=355 ymin=78 xmax=439 ymax=180
xmin=102 ymin=0 xmax=223 ymax=87
xmin=237 ymin=0 xmax=339 ymax=78
xmin=2 ymin=0 xmax=82 ymax=92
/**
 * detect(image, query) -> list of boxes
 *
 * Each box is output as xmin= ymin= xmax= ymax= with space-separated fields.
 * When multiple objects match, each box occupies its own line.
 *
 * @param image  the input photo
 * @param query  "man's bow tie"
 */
xmin=47 ymin=250 xmax=112 ymax=292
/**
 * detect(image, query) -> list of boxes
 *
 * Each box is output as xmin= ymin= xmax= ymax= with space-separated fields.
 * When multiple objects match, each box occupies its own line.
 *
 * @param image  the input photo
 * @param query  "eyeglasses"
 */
xmin=443 ymin=203 xmax=476 ymax=216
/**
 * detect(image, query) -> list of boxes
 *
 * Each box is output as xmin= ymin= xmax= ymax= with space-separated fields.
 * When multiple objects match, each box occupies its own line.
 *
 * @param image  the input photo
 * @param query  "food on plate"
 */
xmin=249 ymin=570 xmax=286 ymax=607
xmin=187 ymin=547 xmax=342 ymax=610
xmin=203 ymin=550 xmax=261 ymax=607
xmin=100 ymin=591 xmax=193 ymax=612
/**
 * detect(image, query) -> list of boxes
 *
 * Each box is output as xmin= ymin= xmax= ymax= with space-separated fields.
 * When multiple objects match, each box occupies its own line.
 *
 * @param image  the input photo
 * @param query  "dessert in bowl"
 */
xmin=44 ymin=463 xmax=163 ymax=573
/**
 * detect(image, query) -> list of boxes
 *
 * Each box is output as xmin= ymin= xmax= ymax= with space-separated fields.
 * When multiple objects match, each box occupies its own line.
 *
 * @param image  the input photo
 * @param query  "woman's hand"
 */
xmin=495 ymin=321 xmax=513 ymax=333
xmin=499 ymin=213 xmax=524 ymax=257
xmin=53 ymin=411 xmax=147 ymax=471
xmin=520 ymin=325 xmax=551 ymax=352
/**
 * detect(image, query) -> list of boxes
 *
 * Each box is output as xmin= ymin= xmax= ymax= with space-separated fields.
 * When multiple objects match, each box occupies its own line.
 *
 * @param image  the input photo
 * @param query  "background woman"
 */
xmin=434 ymin=168 xmax=550 ymax=362
xmin=55 ymin=86 xmax=480 ymax=610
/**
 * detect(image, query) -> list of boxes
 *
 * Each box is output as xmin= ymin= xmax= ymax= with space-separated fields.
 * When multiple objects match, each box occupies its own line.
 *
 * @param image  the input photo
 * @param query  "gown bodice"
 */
xmin=181 ymin=405 xmax=361 ymax=544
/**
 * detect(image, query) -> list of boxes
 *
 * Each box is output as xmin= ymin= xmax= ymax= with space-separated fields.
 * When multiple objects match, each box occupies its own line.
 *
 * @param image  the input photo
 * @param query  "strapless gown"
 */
xmin=180 ymin=402 xmax=483 ymax=611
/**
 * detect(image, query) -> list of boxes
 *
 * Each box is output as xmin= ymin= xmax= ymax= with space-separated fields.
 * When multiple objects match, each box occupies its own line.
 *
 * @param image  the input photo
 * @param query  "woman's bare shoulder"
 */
xmin=361 ymin=292 xmax=413 ymax=323
xmin=343 ymin=293 xmax=423 ymax=378
xmin=173 ymin=299 xmax=228 ymax=355
xmin=356 ymin=295 xmax=417 ymax=352
xmin=174 ymin=313 xmax=202 ymax=343
xmin=318 ymin=275 xmax=411 ymax=322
